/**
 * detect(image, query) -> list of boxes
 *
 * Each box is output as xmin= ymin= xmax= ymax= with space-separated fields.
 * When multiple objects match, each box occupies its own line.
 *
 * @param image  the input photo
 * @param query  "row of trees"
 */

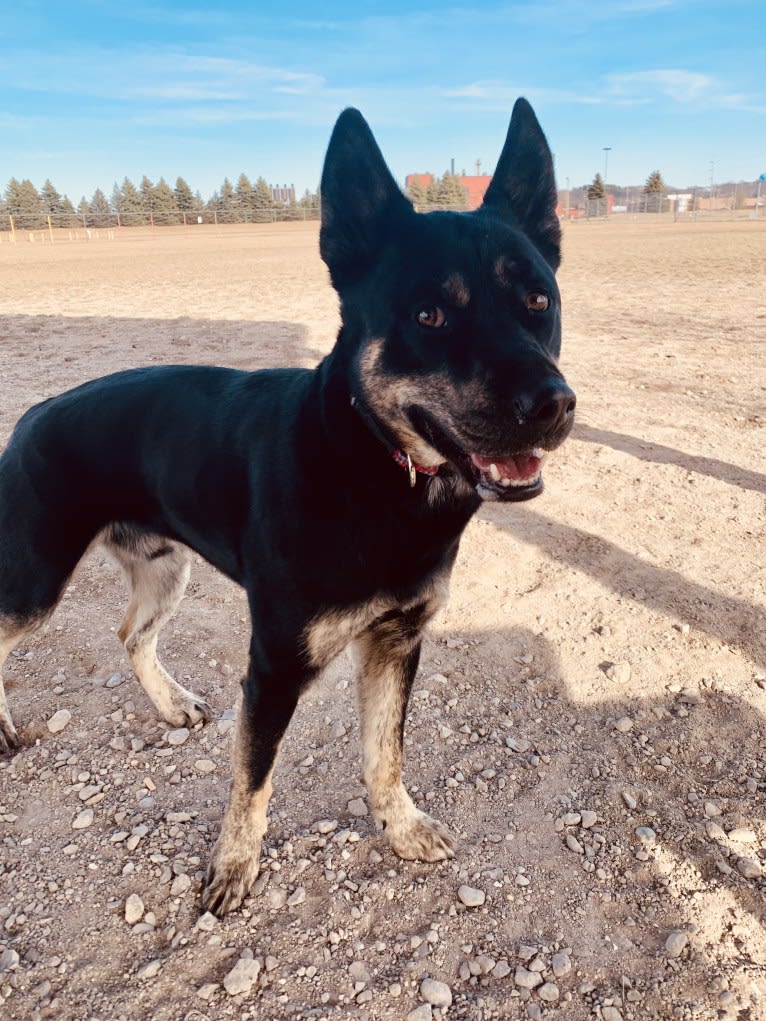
xmin=406 ymin=173 xmax=468 ymax=210
xmin=1 ymin=174 xmax=320 ymax=230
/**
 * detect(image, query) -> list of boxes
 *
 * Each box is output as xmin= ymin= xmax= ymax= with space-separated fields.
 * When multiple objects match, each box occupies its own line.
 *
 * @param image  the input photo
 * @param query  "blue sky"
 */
xmin=1 ymin=1 xmax=764 ymax=203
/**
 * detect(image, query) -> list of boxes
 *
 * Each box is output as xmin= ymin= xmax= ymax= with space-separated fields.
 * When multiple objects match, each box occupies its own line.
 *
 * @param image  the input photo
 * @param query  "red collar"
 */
xmin=391 ymin=448 xmax=441 ymax=486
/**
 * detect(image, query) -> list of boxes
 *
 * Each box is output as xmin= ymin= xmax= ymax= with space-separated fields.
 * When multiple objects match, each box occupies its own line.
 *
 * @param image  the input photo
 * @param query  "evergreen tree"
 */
xmin=235 ymin=173 xmax=255 ymax=220
xmin=218 ymin=177 xmax=238 ymax=223
xmin=644 ymin=170 xmax=666 ymax=213
xmin=6 ymin=178 xmax=45 ymax=229
xmin=406 ymin=178 xmax=428 ymax=208
xmin=140 ymin=175 xmax=156 ymax=220
xmin=587 ymin=173 xmax=606 ymax=200
xmin=40 ymin=179 xmax=65 ymax=219
xmin=438 ymin=173 xmax=468 ymax=209
xmin=425 ymin=176 xmax=442 ymax=206
xmin=253 ymin=177 xmax=275 ymax=221
xmin=113 ymin=177 xmax=144 ymax=225
xmin=174 ymin=176 xmax=195 ymax=218
xmin=77 ymin=196 xmax=90 ymax=224
xmin=153 ymin=177 xmax=180 ymax=224
xmin=89 ymin=188 xmax=113 ymax=227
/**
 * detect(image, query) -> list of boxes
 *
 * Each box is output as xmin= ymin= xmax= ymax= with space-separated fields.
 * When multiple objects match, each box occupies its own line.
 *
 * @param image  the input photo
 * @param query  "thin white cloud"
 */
xmin=606 ymin=69 xmax=712 ymax=103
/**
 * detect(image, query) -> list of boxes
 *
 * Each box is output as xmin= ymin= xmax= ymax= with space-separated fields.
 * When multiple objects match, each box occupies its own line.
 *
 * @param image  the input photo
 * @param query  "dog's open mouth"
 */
xmin=469 ymin=450 xmax=545 ymax=502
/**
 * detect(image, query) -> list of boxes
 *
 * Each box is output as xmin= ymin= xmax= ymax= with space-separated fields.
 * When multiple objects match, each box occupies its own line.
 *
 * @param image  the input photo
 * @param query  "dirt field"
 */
xmin=0 ymin=218 xmax=764 ymax=1021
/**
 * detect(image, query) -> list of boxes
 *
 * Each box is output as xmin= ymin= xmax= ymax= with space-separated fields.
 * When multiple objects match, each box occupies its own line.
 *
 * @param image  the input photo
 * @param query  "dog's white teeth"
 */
xmin=488 ymin=462 xmax=502 ymax=482
xmin=499 ymin=477 xmax=512 ymax=487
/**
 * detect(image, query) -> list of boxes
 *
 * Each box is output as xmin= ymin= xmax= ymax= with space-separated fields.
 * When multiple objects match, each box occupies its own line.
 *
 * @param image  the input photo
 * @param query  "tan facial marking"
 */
xmin=493 ymin=256 xmax=519 ymax=288
xmin=441 ymin=272 xmax=471 ymax=308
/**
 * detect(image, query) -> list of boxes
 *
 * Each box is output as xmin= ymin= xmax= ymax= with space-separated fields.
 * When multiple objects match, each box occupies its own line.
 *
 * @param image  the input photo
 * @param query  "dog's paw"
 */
xmin=201 ymin=840 xmax=262 ymax=917
xmin=0 ymin=717 xmax=20 ymax=756
xmin=386 ymin=808 xmax=455 ymax=862
xmin=162 ymin=688 xmax=214 ymax=728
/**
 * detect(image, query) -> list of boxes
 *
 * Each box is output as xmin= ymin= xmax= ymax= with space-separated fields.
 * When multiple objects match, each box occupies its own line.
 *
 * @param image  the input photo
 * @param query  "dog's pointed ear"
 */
xmin=481 ymin=98 xmax=561 ymax=269
xmin=320 ymin=108 xmax=414 ymax=287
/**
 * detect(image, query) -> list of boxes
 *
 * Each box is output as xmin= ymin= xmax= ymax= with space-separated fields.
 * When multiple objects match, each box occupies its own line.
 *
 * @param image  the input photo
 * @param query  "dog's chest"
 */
xmin=302 ymin=573 xmax=449 ymax=673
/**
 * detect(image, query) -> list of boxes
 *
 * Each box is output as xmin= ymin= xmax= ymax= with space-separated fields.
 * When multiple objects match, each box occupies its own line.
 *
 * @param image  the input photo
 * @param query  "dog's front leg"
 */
xmin=355 ymin=607 xmax=454 ymax=863
xmin=202 ymin=667 xmax=299 ymax=916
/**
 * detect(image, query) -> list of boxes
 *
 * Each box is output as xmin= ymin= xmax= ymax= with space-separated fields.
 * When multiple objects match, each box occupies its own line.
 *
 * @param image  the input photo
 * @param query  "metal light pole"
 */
xmin=602 ymin=147 xmax=612 ymax=216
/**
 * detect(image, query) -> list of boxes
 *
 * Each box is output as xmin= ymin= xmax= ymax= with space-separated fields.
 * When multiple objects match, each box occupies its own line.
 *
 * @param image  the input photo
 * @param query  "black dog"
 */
xmin=0 ymin=99 xmax=574 ymax=915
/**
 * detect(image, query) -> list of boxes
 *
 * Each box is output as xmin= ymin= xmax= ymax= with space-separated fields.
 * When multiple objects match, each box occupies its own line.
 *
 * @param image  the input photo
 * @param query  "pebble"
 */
xmin=287 ymin=886 xmax=306 ymax=906
xmin=194 ymin=758 xmax=216 ymax=773
xmin=406 ymin=1006 xmax=432 ymax=1021
xmin=47 ymin=709 xmax=72 ymax=734
xmin=552 ymin=952 xmax=572 ymax=978
xmin=223 ymin=956 xmax=261 ymax=996
xmin=566 ymin=833 xmax=584 ymax=854
xmin=601 ymin=1008 xmax=623 ymax=1021
xmin=737 ymin=857 xmax=762 ymax=879
xmin=506 ymin=737 xmax=531 ymax=753
xmin=664 ymin=931 xmax=688 ymax=958
xmin=197 ymin=983 xmax=218 ymax=1001
xmin=727 ymin=827 xmax=757 ymax=844
xmin=705 ymin=821 xmax=727 ymax=841
xmin=580 ymin=810 xmax=598 ymax=828
xmin=492 ymin=960 xmax=512 ymax=979
xmin=171 ymin=873 xmax=191 ymax=896
xmin=457 ymin=885 xmax=485 ymax=907
xmin=72 ymin=808 xmax=94 ymax=830
xmin=635 ymin=826 xmax=657 ymax=847
xmin=167 ymin=727 xmax=189 ymax=746
xmin=607 ymin=662 xmax=631 ymax=684
xmin=621 ymin=790 xmax=638 ymax=810
xmin=137 ymin=959 xmax=161 ymax=980
xmin=420 ymin=978 xmax=452 ymax=1007
xmin=347 ymin=798 xmax=368 ymax=818
xmin=349 ymin=961 xmax=372 ymax=984
xmin=125 ymin=894 xmax=145 ymax=924
xmin=614 ymin=716 xmax=633 ymax=733
xmin=515 ymin=966 xmax=543 ymax=989
xmin=538 ymin=982 xmax=559 ymax=1002
xmin=315 ymin=819 xmax=339 ymax=834
xmin=0 ymin=948 xmax=20 ymax=974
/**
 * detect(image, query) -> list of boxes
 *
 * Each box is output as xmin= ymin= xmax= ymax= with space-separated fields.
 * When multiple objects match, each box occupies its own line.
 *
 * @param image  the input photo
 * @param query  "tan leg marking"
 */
xmin=355 ymin=610 xmax=454 ymax=862
xmin=202 ymin=704 xmax=275 ymax=916
xmin=0 ymin=619 xmax=39 ymax=753
xmin=107 ymin=535 xmax=211 ymax=726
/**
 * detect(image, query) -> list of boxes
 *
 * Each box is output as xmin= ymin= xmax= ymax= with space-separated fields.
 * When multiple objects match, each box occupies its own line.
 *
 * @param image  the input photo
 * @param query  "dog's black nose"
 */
xmin=528 ymin=381 xmax=576 ymax=431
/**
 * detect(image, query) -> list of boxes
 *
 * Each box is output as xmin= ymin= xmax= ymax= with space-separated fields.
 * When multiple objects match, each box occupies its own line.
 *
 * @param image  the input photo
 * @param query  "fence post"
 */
xmin=9 ymin=214 xmax=16 ymax=243
xmin=47 ymin=215 xmax=54 ymax=244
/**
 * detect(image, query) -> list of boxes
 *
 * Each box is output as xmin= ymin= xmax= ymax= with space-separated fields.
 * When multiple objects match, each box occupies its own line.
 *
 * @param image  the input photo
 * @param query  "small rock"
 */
xmin=197 ymin=983 xmax=218 ymax=1001
xmin=505 ymin=736 xmax=531 ymax=753
xmin=635 ymin=826 xmax=657 ymax=847
xmin=315 ymin=819 xmax=339 ymax=834
xmin=0 ymin=948 xmax=20 ymax=974
xmin=347 ymin=798 xmax=368 ymax=818
xmin=566 ymin=833 xmax=584 ymax=854
xmin=727 ymin=827 xmax=757 ymax=844
xmin=621 ymin=790 xmax=638 ymax=810
xmin=601 ymin=1007 xmax=623 ymax=1021
xmin=704 ymin=801 xmax=721 ymax=818
xmin=705 ymin=821 xmax=727 ymax=841
xmin=552 ymin=952 xmax=572 ymax=977
xmin=492 ymin=959 xmax=512 ymax=978
xmin=167 ymin=727 xmax=189 ymax=746
xmin=223 ymin=956 xmax=261 ymax=996
xmin=420 ymin=978 xmax=452 ymax=1007
xmin=515 ymin=966 xmax=543 ymax=989
xmin=562 ymin=812 xmax=582 ymax=826
xmin=47 ymin=709 xmax=72 ymax=734
xmin=406 ymin=1005 xmax=433 ymax=1021
xmin=580 ymin=810 xmax=598 ymax=828
xmin=737 ymin=857 xmax=763 ymax=879
xmin=287 ymin=886 xmax=306 ymax=906
xmin=607 ymin=662 xmax=631 ymax=684
xmin=171 ymin=873 xmax=191 ymax=897
xmin=196 ymin=911 xmax=218 ymax=931
xmin=614 ymin=716 xmax=634 ymax=733
xmin=125 ymin=894 xmax=145 ymax=925
xmin=72 ymin=808 xmax=94 ymax=830
xmin=137 ymin=959 xmax=161 ymax=979
xmin=664 ymin=930 xmax=688 ymax=958
xmin=538 ymin=982 xmax=559 ymax=1002
xmin=457 ymin=885 xmax=485 ymax=907
xmin=194 ymin=758 xmax=216 ymax=773
xmin=349 ymin=961 xmax=372 ymax=984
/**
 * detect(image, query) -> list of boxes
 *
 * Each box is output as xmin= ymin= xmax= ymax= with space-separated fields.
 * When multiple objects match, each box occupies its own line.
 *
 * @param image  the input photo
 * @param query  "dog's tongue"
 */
xmin=471 ymin=451 xmax=542 ymax=482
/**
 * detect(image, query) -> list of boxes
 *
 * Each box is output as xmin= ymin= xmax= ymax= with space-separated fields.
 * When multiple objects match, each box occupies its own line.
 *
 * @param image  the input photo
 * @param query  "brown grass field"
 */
xmin=0 ymin=219 xmax=764 ymax=1020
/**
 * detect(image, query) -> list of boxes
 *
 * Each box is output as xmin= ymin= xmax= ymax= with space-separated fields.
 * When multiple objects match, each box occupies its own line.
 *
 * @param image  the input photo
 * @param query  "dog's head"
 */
xmin=320 ymin=100 xmax=575 ymax=503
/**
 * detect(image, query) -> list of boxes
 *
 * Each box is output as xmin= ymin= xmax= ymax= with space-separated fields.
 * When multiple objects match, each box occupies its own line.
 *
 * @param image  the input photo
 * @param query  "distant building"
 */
xmin=271 ymin=183 xmax=296 ymax=206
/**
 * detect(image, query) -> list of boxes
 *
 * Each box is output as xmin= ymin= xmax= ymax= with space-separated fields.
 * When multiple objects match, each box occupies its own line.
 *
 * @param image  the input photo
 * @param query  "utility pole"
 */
xmin=602 ymin=147 xmax=612 ymax=216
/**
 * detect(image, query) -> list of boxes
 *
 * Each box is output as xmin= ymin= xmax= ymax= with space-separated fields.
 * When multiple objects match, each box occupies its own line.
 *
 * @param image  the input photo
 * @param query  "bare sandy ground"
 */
xmin=0 ymin=218 xmax=764 ymax=1021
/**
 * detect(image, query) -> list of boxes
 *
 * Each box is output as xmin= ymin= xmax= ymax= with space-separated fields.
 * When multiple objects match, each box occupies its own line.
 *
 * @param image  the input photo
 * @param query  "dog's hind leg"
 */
xmin=354 ymin=604 xmax=455 ymax=862
xmin=104 ymin=524 xmax=211 ymax=727
xmin=0 ymin=619 xmax=33 ymax=753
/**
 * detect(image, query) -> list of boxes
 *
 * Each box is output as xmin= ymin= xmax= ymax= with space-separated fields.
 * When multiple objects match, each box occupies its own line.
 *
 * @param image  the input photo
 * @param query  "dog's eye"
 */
xmin=416 ymin=306 xmax=447 ymax=329
xmin=525 ymin=292 xmax=550 ymax=313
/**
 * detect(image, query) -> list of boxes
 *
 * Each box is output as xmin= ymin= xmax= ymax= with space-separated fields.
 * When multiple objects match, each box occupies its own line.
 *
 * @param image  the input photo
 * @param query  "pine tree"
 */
xmin=644 ymin=170 xmax=666 ymax=213
xmin=253 ymin=177 xmax=274 ymax=221
xmin=40 ymin=179 xmax=65 ymax=219
xmin=406 ymin=178 xmax=428 ymax=208
xmin=425 ymin=177 xmax=442 ymax=207
xmin=153 ymin=177 xmax=180 ymax=225
xmin=218 ymin=178 xmax=237 ymax=223
xmin=89 ymin=188 xmax=113 ymax=227
xmin=140 ymin=176 xmax=156 ymax=220
xmin=6 ymin=178 xmax=45 ymax=229
xmin=587 ymin=173 xmax=606 ymax=200
xmin=174 ymin=176 xmax=195 ymax=218
xmin=235 ymin=173 xmax=255 ymax=220
xmin=438 ymin=173 xmax=468 ymax=209
xmin=114 ymin=178 xmax=145 ymax=225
